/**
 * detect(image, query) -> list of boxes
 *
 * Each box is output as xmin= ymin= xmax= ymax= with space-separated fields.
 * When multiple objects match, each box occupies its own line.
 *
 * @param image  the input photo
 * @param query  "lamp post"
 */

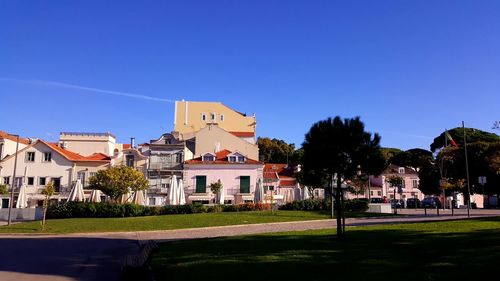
xmin=462 ymin=121 xmax=472 ymax=218
xmin=7 ymin=134 xmax=20 ymax=226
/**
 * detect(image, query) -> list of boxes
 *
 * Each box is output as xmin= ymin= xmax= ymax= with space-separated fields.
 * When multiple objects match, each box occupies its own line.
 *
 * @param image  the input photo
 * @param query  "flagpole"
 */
xmin=442 ymin=129 xmax=448 ymax=210
xmin=462 ymin=121 xmax=471 ymax=218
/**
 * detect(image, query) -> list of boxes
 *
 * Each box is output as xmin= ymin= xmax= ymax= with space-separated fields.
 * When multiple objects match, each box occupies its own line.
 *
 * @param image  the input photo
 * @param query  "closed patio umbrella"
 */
xmin=132 ymin=190 xmax=146 ymax=205
xmin=89 ymin=189 xmax=102 ymax=203
xmin=16 ymin=183 xmax=28 ymax=208
xmin=169 ymin=175 xmax=178 ymax=205
xmin=177 ymin=178 xmax=186 ymax=205
xmin=254 ymin=178 xmax=264 ymax=203
xmin=68 ymin=179 xmax=85 ymax=202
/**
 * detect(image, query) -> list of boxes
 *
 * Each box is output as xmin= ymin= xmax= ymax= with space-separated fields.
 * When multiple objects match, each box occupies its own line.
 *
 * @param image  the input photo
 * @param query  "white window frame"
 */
xmin=201 ymin=113 xmax=207 ymax=121
xmin=26 ymin=151 xmax=35 ymax=162
xmin=43 ymin=152 xmax=52 ymax=162
xmin=220 ymin=114 xmax=224 ymax=122
xmin=398 ymin=167 xmax=405 ymax=174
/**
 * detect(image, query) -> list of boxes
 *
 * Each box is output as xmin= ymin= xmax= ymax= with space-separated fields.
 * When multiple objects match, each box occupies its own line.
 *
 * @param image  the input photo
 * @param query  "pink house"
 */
xmin=183 ymin=150 xmax=264 ymax=204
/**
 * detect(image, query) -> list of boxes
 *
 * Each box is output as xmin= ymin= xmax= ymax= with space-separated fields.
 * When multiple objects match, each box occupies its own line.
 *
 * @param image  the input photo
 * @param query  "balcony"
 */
xmin=148 ymin=187 xmax=169 ymax=194
xmin=149 ymin=162 xmax=182 ymax=170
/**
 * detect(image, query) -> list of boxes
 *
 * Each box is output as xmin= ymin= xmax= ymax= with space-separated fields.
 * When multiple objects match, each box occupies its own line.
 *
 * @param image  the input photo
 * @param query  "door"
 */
xmin=240 ymin=176 xmax=250 ymax=193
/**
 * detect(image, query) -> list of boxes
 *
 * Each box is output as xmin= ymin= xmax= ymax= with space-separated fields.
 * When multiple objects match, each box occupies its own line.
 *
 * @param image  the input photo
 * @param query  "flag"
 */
xmin=445 ymin=131 xmax=458 ymax=147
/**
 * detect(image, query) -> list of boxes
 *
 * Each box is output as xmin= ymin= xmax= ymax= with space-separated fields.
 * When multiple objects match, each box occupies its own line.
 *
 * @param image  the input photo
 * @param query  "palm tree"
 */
xmin=302 ymin=116 xmax=385 ymax=238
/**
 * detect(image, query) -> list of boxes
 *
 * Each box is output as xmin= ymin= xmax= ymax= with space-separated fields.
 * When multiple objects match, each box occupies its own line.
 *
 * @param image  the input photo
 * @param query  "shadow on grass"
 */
xmin=0 ymin=236 xmax=139 ymax=281
xmin=152 ymin=218 xmax=500 ymax=281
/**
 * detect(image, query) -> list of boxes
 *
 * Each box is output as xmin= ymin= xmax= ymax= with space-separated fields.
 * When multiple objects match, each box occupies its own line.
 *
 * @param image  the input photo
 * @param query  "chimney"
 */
xmin=130 ymin=137 xmax=135 ymax=149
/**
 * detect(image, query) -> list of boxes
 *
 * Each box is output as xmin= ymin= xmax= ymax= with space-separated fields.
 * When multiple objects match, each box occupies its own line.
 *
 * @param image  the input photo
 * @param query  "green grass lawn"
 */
xmin=0 ymin=211 xmax=386 ymax=234
xmin=151 ymin=217 xmax=500 ymax=281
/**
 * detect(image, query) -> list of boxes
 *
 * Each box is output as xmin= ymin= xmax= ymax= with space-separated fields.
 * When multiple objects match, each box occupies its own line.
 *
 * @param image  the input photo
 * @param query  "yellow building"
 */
xmin=174 ymin=101 xmax=257 ymax=140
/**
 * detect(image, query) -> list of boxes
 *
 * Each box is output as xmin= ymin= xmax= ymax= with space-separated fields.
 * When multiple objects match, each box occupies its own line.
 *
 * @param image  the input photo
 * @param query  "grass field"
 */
xmin=0 ymin=211 xmax=386 ymax=234
xmin=151 ymin=217 xmax=500 ymax=281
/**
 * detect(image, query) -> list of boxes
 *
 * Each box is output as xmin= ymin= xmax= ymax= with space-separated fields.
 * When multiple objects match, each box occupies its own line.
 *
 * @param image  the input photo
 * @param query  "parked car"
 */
xmin=406 ymin=198 xmax=421 ymax=208
xmin=370 ymin=198 xmax=383 ymax=204
xmin=422 ymin=197 xmax=441 ymax=208
xmin=390 ymin=199 xmax=405 ymax=208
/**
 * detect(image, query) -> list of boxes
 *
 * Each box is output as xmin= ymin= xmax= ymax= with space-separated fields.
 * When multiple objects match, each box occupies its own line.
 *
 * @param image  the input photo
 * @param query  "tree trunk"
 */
xmin=330 ymin=178 xmax=334 ymax=219
xmin=336 ymin=175 xmax=343 ymax=239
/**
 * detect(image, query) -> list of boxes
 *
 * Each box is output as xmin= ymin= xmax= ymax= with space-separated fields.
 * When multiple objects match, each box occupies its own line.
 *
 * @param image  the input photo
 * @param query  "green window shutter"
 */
xmin=240 ymin=176 xmax=250 ymax=193
xmin=196 ymin=176 xmax=207 ymax=193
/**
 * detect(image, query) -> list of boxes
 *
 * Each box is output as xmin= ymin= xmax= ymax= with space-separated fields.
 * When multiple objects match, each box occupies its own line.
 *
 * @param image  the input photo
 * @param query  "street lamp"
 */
xmin=7 ymin=134 xmax=20 ymax=226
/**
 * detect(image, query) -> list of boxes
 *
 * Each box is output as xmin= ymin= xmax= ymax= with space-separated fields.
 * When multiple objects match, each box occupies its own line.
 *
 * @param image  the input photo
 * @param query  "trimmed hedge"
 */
xmin=279 ymin=199 xmax=368 ymax=212
xmin=46 ymin=202 xmax=273 ymax=219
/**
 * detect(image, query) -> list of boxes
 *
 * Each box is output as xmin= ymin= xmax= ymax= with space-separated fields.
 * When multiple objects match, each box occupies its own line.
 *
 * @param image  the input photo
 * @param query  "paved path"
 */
xmin=1 ymin=210 xmax=499 ymax=281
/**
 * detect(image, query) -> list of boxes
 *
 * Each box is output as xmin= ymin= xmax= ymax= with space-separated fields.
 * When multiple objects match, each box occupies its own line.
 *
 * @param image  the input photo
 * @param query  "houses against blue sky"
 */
xmin=1 ymin=0 xmax=499 ymax=149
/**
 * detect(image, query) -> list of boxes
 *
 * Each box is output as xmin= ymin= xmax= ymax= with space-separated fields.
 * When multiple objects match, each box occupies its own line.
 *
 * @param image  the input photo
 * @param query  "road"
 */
xmin=1 ymin=209 xmax=499 ymax=281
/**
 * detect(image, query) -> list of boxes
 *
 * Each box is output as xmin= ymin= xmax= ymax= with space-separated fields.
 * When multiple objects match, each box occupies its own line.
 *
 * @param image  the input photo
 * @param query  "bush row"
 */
xmin=46 ymin=201 xmax=273 ymax=219
xmin=279 ymin=199 xmax=368 ymax=212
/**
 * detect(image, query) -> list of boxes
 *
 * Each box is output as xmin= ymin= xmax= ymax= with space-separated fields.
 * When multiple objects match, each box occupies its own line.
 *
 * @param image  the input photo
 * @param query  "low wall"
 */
xmin=0 ymin=208 xmax=43 ymax=221
xmin=368 ymin=203 xmax=392 ymax=214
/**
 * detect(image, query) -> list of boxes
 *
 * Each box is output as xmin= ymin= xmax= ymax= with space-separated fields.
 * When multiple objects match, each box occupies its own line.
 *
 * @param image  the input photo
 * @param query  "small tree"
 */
xmin=89 ymin=166 xmax=149 ymax=202
xmin=0 ymin=184 xmax=8 ymax=195
xmin=210 ymin=180 xmax=223 ymax=203
xmin=302 ymin=116 xmax=386 ymax=238
xmin=41 ymin=182 xmax=55 ymax=231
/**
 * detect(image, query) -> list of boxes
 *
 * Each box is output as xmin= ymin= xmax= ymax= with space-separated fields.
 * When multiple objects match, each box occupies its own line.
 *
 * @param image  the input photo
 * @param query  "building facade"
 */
xmin=183 ymin=150 xmax=263 ymax=204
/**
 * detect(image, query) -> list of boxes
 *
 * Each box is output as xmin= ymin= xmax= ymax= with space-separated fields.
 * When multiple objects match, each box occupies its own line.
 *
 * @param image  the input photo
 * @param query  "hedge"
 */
xmin=279 ymin=199 xmax=368 ymax=212
xmin=46 ymin=202 xmax=273 ymax=219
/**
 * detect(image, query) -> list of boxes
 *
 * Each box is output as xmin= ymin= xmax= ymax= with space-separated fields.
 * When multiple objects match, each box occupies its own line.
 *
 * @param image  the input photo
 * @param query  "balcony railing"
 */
xmin=149 ymin=162 xmax=182 ymax=170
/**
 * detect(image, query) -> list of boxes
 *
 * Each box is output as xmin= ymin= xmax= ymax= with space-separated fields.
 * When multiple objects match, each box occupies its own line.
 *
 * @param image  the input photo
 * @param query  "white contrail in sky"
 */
xmin=0 ymin=78 xmax=175 ymax=103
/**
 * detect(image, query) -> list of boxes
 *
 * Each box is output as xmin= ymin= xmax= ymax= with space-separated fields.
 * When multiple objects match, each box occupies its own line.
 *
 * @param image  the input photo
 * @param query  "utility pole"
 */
xmin=462 ymin=121 xmax=472 ymax=218
xmin=7 ymin=135 xmax=20 ymax=226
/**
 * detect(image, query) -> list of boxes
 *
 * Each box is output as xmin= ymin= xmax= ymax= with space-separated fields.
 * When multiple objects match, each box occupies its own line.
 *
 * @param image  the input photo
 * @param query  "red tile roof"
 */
xmin=280 ymin=179 xmax=297 ymax=187
xmin=43 ymin=141 xmax=110 ymax=162
xmin=264 ymin=163 xmax=295 ymax=177
xmin=264 ymin=171 xmax=279 ymax=180
xmin=186 ymin=149 xmax=262 ymax=165
xmin=230 ymin=131 xmax=255 ymax=138
xmin=122 ymin=144 xmax=131 ymax=149
xmin=0 ymin=131 xmax=30 ymax=145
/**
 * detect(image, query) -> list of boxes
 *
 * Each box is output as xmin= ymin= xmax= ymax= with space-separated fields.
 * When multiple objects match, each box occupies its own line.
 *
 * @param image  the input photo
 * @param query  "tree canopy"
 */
xmin=430 ymin=127 xmax=499 ymax=152
xmin=301 ymin=116 xmax=385 ymax=238
xmin=418 ymin=127 xmax=500 ymax=197
xmin=258 ymin=137 xmax=302 ymax=164
xmin=390 ymin=148 xmax=433 ymax=171
xmin=89 ymin=166 xmax=149 ymax=202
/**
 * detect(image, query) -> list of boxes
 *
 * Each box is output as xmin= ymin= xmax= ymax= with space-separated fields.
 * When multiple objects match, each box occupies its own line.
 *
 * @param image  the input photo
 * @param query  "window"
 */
xmin=26 ymin=152 xmax=35 ymax=162
xmin=77 ymin=172 xmax=86 ymax=186
xmin=89 ymin=172 xmax=97 ymax=178
xmin=201 ymin=113 xmax=207 ymax=121
xmin=195 ymin=176 xmax=207 ymax=193
xmin=220 ymin=114 xmax=224 ymax=122
xmin=3 ymin=177 xmax=9 ymax=185
xmin=52 ymin=178 xmax=61 ymax=192
xmin=165 ymin=139 xmax=172 ymax=144
xmin=39 ymin=177 xmax=46 ymax=186
xmin=203 ymin=155 xmax=215 ymax=162
xmin=398 ymin=167 xmax=405 ymax=174
xmin=211 ymin=113 xmax=216 ymax=121
xmin=43 ymin=152 xmax=52 ymax=162
xmin=412 ymin=179 xmax=418 ymax=188
xmin=149 ymin=198 xmax=156 ymax=206
xmin=228 ymin=156 xmax=237 ymax=162
xmin=126 ymin=155 xmax=135 ymax=167
xmin=377 ymin=191 xmax=382 ymax=196
xmin=14 ymin=177 xmax=23 ymax=188
xmin=240 ymin=176 xmax=250 ymax=193
xmin=237 ymin=156 xmax=245 ymax=163
xmin=175 ymin=153 xmax=183 ymax=163
xmin=27 ymin=177 xmax=34 ymax=186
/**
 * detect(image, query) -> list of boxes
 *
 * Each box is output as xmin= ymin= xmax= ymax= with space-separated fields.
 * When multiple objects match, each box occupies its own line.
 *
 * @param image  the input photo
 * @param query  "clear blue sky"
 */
xmin=1 ymin=0 xmax=499 ymax=150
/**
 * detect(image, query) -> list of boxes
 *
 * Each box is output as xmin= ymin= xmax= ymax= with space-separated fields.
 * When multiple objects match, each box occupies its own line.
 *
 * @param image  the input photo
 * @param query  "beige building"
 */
xmin=0 ymin=140 xmax=110 ymax=207
xmin=0 ymin=131 xmax=30 ymax=160
xmin=174 ymin=101 xmax=257 ymax=143
xmin=189 ymin=124 xmax=259 ymax=161
xmin=59 ymin=132 xmax=129 ymax=157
